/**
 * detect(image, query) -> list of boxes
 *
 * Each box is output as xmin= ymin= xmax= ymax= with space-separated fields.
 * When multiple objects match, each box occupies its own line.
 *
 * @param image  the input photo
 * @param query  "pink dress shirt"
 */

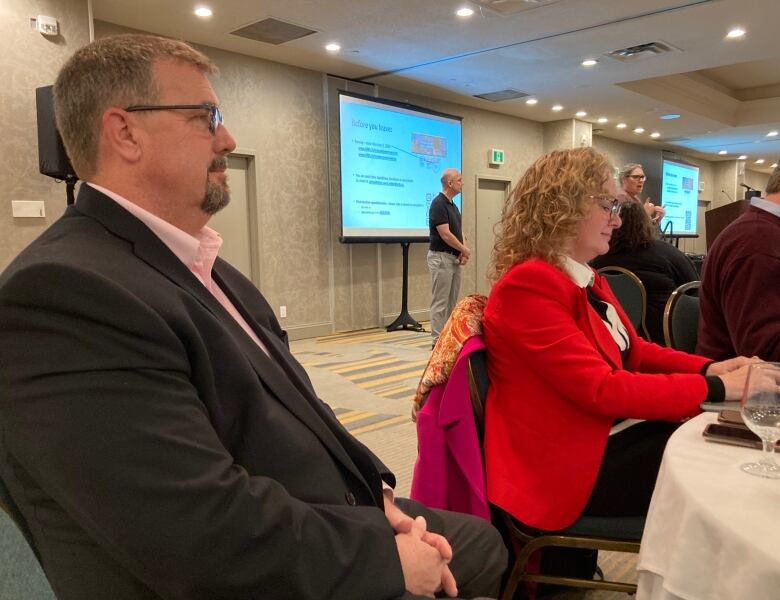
xmin=86 ymin=183 xmax=268 ymax=355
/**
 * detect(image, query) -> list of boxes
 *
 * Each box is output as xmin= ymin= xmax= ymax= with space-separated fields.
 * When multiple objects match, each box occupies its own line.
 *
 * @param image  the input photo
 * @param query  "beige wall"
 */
xmin=712 ymin=161 xmax=740 ymax=208
xmin=2 ymin=6 xmax=754 ymax=338
xmin=2 ymin=9 xmax=545 ymax=338
xmin=744 ymin=168 xmax=770 ymax=194
xmin=0 ymin=0 xmax=90 ymax=269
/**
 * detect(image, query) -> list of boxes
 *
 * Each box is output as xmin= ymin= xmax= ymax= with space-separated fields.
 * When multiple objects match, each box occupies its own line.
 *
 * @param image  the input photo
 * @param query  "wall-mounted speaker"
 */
xmin=36 ymin=85 xmax=77 ymax=181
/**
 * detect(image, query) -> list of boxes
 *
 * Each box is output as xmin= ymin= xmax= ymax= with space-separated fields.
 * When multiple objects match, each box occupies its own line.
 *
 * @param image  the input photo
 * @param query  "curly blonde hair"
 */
xmin=488 ymin=147 xmax=613 ymax=282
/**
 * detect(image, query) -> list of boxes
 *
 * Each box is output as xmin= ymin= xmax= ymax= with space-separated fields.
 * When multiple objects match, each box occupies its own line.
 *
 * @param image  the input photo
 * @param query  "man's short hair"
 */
xmin=766 ymin=163 xmax=780 ymax=195
xmin=440 ymin=168 xmax=459 ymax=188
xmin=53 ymin=34 xmax=215 ymax=180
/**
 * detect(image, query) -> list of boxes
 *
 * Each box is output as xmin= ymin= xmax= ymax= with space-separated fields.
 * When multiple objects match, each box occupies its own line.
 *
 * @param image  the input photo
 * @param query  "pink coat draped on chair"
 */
xmin=410 ymin=336 xmax=490 ymax=521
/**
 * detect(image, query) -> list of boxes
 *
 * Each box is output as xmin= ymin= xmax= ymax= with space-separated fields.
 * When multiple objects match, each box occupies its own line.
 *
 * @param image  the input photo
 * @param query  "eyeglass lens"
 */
xmin=210 ymin=105 xmax=223 ymax=134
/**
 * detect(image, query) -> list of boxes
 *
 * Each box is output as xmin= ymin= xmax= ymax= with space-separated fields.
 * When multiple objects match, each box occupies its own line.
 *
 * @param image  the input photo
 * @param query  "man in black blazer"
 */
xmin=0 ymin=34 xmax=504 ymax=599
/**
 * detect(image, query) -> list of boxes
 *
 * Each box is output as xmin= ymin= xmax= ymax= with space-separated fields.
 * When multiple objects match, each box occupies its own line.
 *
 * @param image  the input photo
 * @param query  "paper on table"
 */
xmin=700 ymin=400 xmax=741 ymax=412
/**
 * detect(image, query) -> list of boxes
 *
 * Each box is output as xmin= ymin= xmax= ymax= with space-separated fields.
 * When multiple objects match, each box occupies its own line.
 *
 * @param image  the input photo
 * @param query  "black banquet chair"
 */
xmin=662 ymin=281 xmax=700 ymax=353
xmin=596 ymin=266 xmax=650 ymax=340
xmin=466 ymin=349 xmax=642 ymax=599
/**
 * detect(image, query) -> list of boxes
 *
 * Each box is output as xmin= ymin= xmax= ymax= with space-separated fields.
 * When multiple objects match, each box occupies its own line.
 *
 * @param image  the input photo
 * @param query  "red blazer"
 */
xmin=483 ymin=259 xmax=709 ymax=531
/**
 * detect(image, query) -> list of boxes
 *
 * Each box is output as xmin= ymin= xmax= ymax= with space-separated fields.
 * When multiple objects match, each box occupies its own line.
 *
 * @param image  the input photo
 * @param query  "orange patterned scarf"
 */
xmin=412 ymin=294 xmax=487 ymax=419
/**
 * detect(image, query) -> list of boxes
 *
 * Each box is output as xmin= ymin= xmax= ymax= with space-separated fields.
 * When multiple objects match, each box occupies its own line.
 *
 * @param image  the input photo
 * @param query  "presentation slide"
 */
xmin=659 ymin=159 xmax=700 ymax=236
xmin=339 ymin=92 xmax=462 ymax=242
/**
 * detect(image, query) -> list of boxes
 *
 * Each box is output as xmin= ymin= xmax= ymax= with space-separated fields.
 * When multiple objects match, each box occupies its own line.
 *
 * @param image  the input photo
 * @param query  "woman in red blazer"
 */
xmin=483 ymin=147 xmax=751 ymax=532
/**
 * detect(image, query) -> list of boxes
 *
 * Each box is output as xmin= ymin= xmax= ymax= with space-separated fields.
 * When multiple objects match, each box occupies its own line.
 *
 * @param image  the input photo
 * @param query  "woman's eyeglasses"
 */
xmin=627 ymin=174 xmax=646 ymax=181
xmin=588 ymin=195 xmax=622 ymax=222
xmin=124 ymin=103 xmax=224 ymax=134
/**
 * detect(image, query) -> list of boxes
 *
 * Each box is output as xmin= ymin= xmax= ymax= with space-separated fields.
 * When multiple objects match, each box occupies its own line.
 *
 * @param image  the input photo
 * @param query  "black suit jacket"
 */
xmin=0 ymin=185 xmax=405 ymax=599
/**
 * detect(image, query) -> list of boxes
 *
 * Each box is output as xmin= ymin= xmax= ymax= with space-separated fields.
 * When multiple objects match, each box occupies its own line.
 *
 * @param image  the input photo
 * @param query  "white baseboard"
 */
xmin=284 ymin=321 xmax=334 ymax=341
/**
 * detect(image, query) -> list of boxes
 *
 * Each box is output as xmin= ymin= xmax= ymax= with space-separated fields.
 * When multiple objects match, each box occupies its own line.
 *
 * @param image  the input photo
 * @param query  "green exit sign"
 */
xmin=489 ymin=148 xmax=505 ymax=165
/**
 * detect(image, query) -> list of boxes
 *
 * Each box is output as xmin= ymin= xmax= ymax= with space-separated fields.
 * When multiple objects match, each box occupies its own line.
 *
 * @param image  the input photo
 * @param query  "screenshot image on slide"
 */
xmin=339 ymin=91 xmax=462 ymax=242
xmin=659 ymin=159 xmax=700 ymax=236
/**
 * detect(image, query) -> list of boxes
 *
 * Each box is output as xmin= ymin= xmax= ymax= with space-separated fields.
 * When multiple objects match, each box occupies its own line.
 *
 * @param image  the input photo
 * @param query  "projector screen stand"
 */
xmin=386 ymin=242 xmax=425 ymax=332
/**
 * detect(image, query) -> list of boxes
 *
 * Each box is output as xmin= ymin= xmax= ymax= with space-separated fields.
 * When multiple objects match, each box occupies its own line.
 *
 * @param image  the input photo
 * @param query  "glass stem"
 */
xmin=760 ymin=441 xmax=778 ymax=467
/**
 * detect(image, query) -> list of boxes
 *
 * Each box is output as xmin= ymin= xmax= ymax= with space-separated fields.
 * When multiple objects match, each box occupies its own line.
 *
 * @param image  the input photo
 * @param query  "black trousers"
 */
xmin=583 ymin=420 xmax=680 ymax=517
xmin=394 ymin=498 xmax=508 ymax=600
xmin=540 ymin=421 xmax=677 ymax=589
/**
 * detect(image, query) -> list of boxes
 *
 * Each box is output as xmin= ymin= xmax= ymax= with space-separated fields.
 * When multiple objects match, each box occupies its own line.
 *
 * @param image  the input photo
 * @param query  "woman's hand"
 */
xmin=643 ymin=199 xmax=666 ymax=224
xmin=716 ymin=362 xmax=755 ymax=401
xmin=705 ymin=356 xmax=755 ymax=376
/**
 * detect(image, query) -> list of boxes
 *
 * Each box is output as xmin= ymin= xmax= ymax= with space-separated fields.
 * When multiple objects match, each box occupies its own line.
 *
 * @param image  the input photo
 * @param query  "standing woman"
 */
xmin=482 ymin=147 xmax=750 ymax=532
xmin=591 ymin=201 xmax=699 ymax=344
xmin=618 ymin=163 xmax=665 ymax=225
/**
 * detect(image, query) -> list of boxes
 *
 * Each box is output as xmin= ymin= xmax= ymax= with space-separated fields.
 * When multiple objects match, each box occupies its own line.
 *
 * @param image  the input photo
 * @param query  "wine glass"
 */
xmin=740 ymin=361 xmax=780 ymax=479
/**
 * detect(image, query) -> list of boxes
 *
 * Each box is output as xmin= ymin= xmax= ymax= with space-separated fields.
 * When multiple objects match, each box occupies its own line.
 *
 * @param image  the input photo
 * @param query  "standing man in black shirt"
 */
xmin=427 ymin=168 xmax=470 ymax=347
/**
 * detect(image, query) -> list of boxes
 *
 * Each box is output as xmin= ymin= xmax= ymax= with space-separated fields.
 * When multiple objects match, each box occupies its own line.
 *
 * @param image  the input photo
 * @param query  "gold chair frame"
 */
xmin=596 ymin=266 xmax=651 ymax=340
xmin=662 ymin=281 xmax=701 ymax=351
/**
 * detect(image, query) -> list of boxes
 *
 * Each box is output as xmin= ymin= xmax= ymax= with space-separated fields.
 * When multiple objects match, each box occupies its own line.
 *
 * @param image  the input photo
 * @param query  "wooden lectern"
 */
xmin=705 ymin=200 xmax=749 ymax=250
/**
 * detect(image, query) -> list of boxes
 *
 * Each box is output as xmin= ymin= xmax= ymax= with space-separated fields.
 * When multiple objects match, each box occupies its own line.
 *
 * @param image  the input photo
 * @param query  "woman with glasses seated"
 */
xmin=482 ymin=147 xmax=751 ymax=533
xmin=618 ymin=162 xmax=665 ymax=225
xmin=592 ymin=201 xmax=699 ymax=343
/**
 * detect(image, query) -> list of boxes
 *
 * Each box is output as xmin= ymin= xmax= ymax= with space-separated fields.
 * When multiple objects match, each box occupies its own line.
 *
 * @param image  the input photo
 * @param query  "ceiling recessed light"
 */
xmin=718 ymin=150 xmax=728 ymax=155
xmin=616 ymin=123 xmax=627 ymax=129
xmin=575 ymin=110 xmax=587 ymax=117
xmin=525 ymin=98 xmax=538 ymax=105
xmin=325 ymin=43 xmax=341 ymax=52
xmin=650 ymin=132 xmax=661 ymax=138
xmin=194 ymin=6 xmax=212 ymax=17
xmin=772 ymin=163 xmax=778 ymax=168
xmin=551 ymin=104 xmax=563 ymax=111
xmin=738 ymin=155 xmax=748 ymax=160
xmin=755 ymin=159 xmax=765 ymax=164
xmin=767 ymin=130 xmax=778 ymax=137
xmin=597 ymin=117 xmax=608 ymax=124
xmin=581 ymin=59 xmax=598 ymax=67
xmin=726 ymin=27 xmax=746 ymax=39
xmin=456 ymin=7 xmax=474 ymax=17
xmin=660 ymin=113 xmax=680 ymax=120
xmin=633 ymin=127 xmax=645 ymax=133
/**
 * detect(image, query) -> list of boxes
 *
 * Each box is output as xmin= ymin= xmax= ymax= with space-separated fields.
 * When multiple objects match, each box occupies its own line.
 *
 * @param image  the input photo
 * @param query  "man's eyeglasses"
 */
xmin=124 ymin=103 xmax=224 ymax=134
xmin=627 ymin=174 xmax=646 ymax=181
xmin=589 ymin=195 xmax=622 ymax=221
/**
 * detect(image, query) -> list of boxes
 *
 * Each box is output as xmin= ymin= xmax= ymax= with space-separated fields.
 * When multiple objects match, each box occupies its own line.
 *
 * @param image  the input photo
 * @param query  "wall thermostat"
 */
xmin=34 ymin=15 xmax=59 ymax=36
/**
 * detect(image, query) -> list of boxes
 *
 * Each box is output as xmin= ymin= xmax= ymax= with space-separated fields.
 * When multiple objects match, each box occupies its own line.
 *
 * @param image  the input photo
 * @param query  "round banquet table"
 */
xmin=637 ymin=412 xmax=780 ymax=600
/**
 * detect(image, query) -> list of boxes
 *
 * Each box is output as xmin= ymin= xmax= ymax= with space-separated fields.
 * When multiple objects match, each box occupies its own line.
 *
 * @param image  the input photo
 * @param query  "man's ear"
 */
xmin=101 ymin=107 xmax=143 ymax=164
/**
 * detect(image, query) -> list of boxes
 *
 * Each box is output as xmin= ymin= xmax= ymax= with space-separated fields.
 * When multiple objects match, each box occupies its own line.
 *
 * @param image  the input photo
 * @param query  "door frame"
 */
xmin=228 ymin=147 xmax=261 ymax=286
xmin=474 ymin=174 xmax=512 ymax=295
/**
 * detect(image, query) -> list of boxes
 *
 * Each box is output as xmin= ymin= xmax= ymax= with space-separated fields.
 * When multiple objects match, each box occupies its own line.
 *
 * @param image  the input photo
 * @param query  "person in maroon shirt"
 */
xmin=697 ymin=165 xmax=780 ymax=361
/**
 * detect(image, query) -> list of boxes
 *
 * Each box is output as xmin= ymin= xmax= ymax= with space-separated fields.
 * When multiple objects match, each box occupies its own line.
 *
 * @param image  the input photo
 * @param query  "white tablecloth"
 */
xmin=637 ymin=412 xmax=780 ymax=600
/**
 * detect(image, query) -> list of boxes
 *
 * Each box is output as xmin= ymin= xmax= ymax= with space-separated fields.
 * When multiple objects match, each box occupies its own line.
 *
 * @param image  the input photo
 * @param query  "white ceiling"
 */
xmin=92 ymin=0 xmax=780 ymax=172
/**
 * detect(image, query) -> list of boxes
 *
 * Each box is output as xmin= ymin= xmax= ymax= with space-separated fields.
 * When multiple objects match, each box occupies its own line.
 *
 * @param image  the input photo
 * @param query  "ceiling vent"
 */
xmin=607 ymin=41 xmax=677 ymax=62
xmin=470 ymin=0 xmax=565 ymax=16
xmin=473 ymin=89 xmax=529 ymax=102
xmin=230 ymin=18 xmax=317 ymax=45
